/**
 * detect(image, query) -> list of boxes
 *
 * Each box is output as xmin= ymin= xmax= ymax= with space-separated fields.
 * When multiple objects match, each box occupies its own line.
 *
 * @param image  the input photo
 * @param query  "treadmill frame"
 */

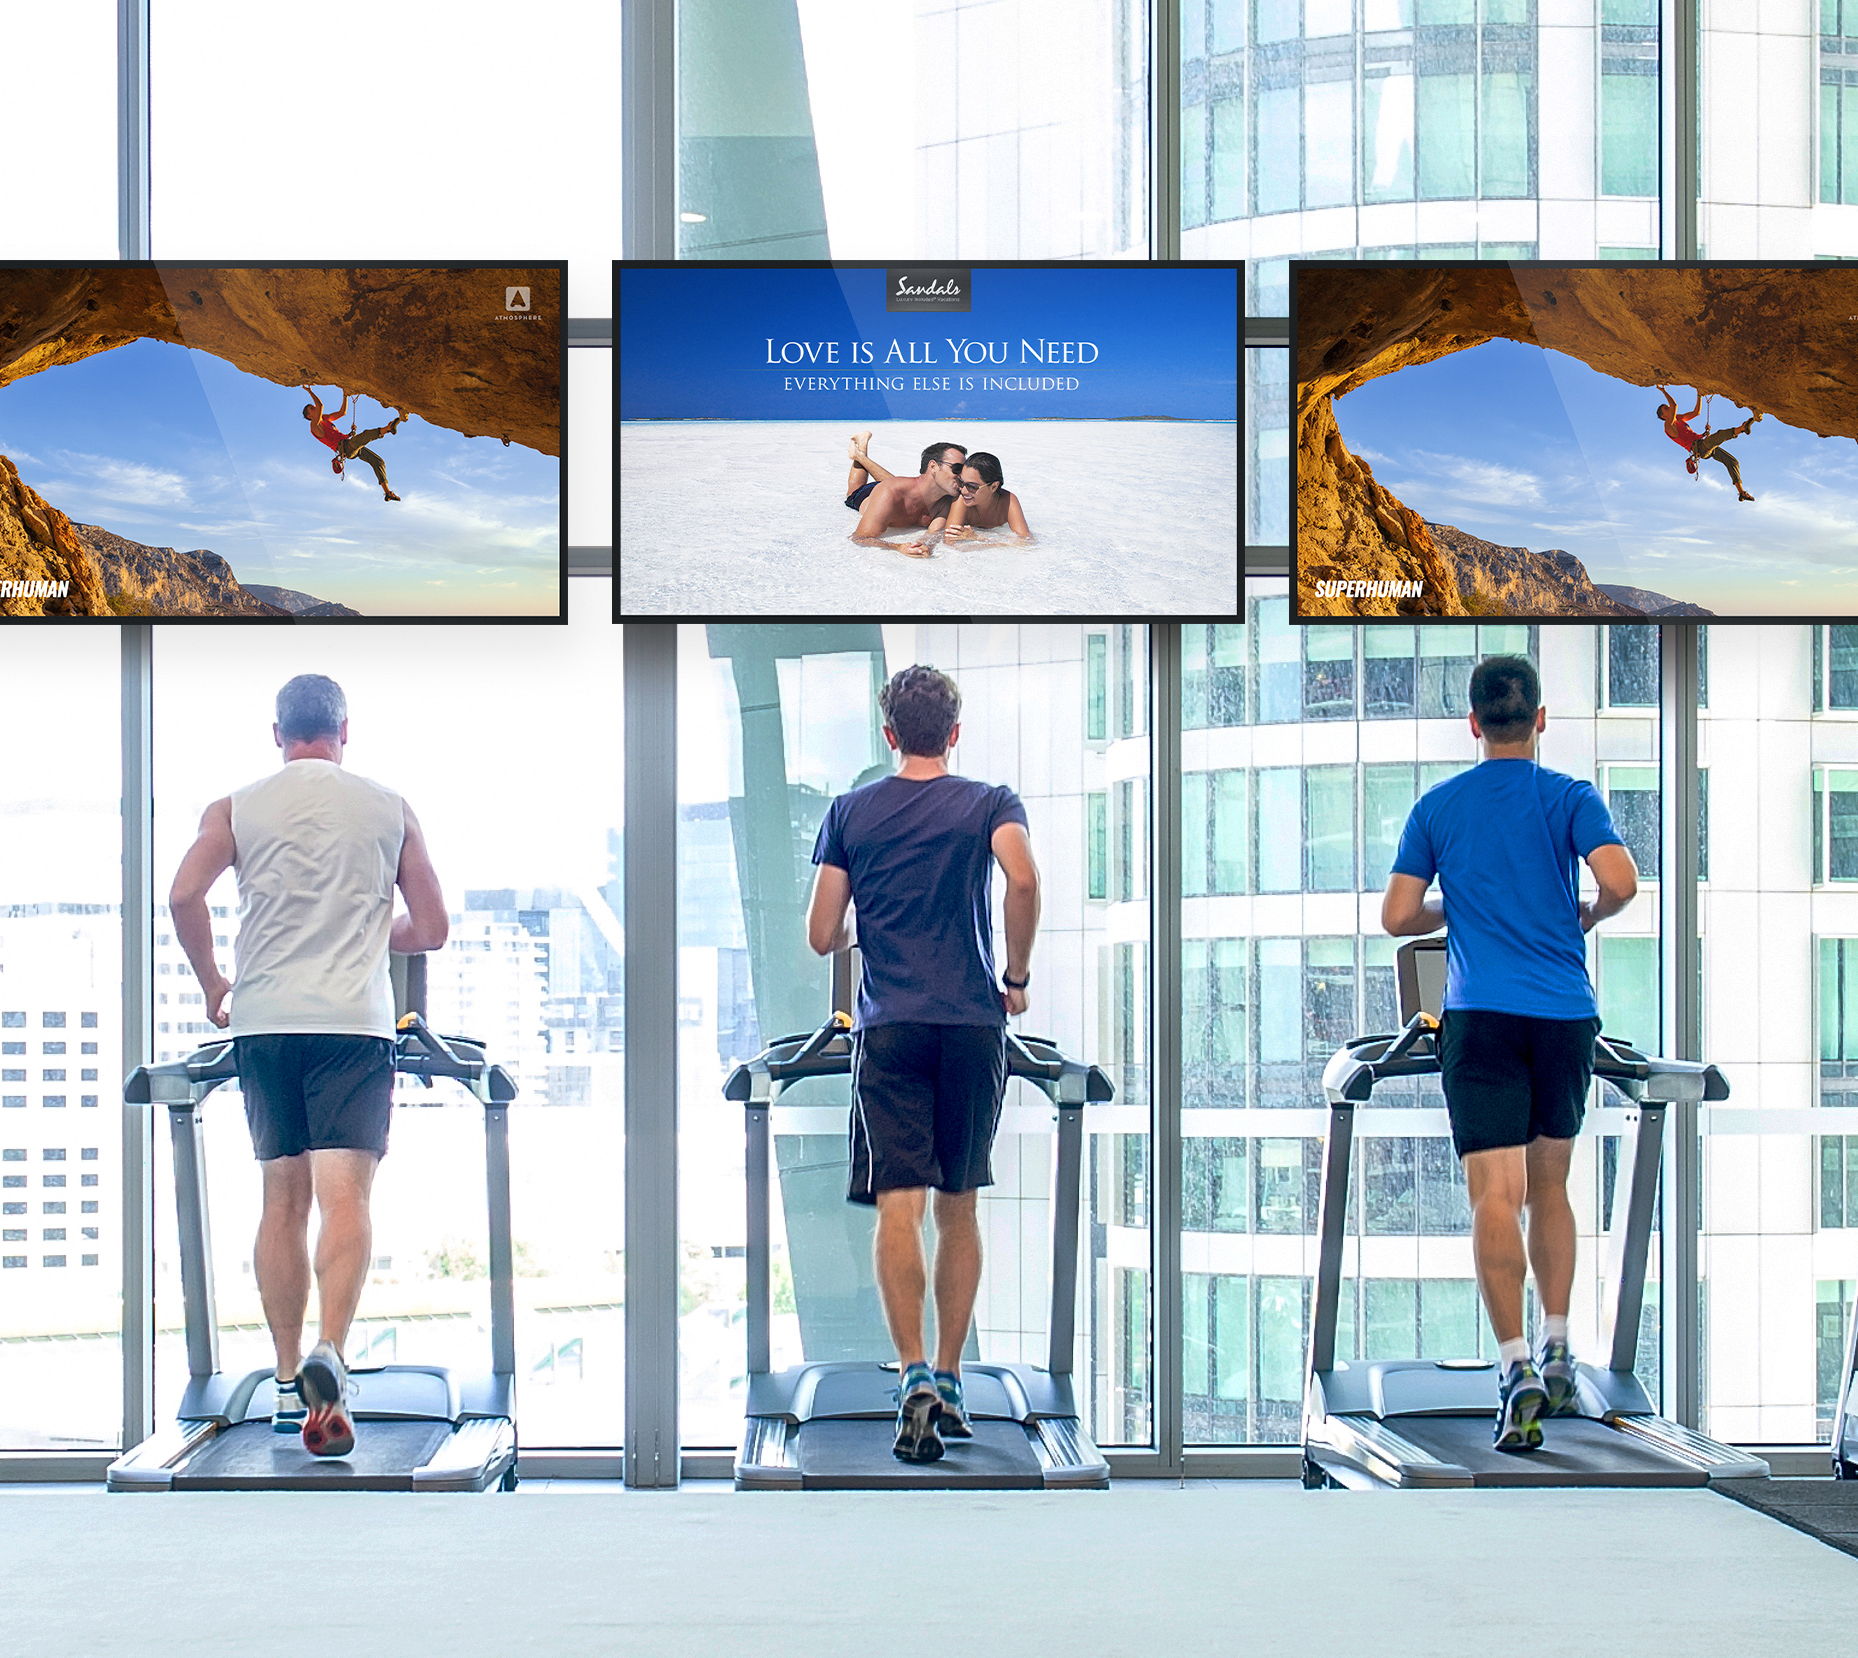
xmin=107 ymin=1013 xmax=521 ymax=1493
xmin=725 ymin=1020 xmax=1112 ymax=1490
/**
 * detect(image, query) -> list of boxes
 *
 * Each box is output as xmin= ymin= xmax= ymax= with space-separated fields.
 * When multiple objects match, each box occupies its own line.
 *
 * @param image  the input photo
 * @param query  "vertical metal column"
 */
xmin=1607 ymin=1101 xmax=1668 ymax=1374
xmin=485 ymin=1103 xmax=516 ymax=1379
xmin=1307 ymin=1106 xmax=1355 ymax=1379
xmin=621 ymin=0 xmax=678 ymax=258
xmin=118 ymin=0 xmax=150 ymax=259
xmin=1048 ymin=1105 xmax=1084 ymax=1376
xmin=1149 ymin=623 xmax=1183 ymax=1472
xmin=744 ymin=1101 xmax=770 ymax=1376
xmin=119 ymin=626 xmax=155 ymax=1449
xmin=623 ymin=624 xmax=679 ymax=1487
xmin=168 ymin=1103 xmax=219 ymax=1379
xmin=1150 ymin=0 xmax=1181 ymax=261
xmin=1659 ymin=623 xmax=1702 ymax=1426
xmin=1660 ymin=0 xmax=1699 ymax=258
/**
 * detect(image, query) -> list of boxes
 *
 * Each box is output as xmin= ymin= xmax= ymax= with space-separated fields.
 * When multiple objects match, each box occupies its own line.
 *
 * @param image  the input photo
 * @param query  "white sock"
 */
xmin=1540 ymin=1314 xmax=1569 ymax=1348
xmin=1497 ymin=1336 xmax=1531 ymax=1370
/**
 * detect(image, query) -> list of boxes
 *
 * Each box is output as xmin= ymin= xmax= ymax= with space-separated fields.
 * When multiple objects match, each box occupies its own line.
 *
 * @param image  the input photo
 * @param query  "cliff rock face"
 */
xmin=1296 ymin=398 xmax=1468 ymax=616
xmin=1595 ymin=582 xmax=1715 ymax=618
xmin=0 ymin=455 xmax=112 ymax=615
xmin=0 ymin=267 xmax=560 ymax=456
xmin=1296 ymin=264 xmax=1858 ymax=613
xmin=1423 ymin=522 xmax=1638 ymax=616
xmin=244 ymin=584 xmax=361 ymax=618
xmin=73 ymin=524 xmax=288 ymax=617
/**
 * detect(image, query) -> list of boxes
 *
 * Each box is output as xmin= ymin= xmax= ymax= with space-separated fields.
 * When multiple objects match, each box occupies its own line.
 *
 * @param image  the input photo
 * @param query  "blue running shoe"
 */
xmin=1494 ymin=1359 xmax=1546 ymax=1453
xmin=272 ymin=1377 xmax=306 ymax=1436
xmin=1537 ymin=1338 xmax=1580 ymax=1418
xmin=893 ymin=1363 xmax=944 ymax=1463
xmin=934 ymin=1370 xmax=972 ymax=1439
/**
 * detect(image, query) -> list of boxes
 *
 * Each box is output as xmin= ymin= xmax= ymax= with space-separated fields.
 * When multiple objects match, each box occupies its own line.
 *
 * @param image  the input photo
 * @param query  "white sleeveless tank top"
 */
xmin=226 ymin=760 xmax=405 ymax=1038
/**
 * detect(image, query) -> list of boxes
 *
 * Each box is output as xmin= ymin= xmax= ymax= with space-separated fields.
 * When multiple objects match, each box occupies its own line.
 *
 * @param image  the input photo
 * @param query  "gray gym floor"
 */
xmin=5 ymin=1480 xmax=1850 ymax=1655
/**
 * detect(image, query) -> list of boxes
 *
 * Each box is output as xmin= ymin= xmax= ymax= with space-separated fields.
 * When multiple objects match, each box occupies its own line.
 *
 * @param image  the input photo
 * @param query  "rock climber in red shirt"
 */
xmin=1655 ymin=385 xmax=1757 ymax=502
xmin=302 ymin=386 xmax=408 ymax=503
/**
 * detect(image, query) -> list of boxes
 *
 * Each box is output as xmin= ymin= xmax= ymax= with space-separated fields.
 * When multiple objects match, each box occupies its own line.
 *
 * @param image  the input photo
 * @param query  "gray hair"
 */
xmin=275 ymin=674 xmax=347 ymax=743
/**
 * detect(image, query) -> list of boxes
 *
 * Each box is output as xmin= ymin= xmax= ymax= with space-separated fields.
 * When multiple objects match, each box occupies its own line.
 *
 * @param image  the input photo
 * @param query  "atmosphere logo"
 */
xmin=505 ymin=287 xmax=531 ymax=312
xmin=886 ymin=267 xmax=971 ymax=313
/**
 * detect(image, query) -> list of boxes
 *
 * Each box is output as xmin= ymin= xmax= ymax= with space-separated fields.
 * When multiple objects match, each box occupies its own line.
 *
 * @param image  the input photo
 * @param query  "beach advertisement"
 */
xmin=1295 ymin=260 xmax=1858 ymax=621
xmin=0 ymin=264 xmax=565 ymax=622
xmin=616 ymin=261 xmax=1240 ymax=617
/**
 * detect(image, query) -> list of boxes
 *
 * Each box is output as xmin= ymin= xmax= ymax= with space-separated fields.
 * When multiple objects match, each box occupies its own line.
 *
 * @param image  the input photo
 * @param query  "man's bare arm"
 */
xmin=170 ymin=799 xmax=238 ymax=1026
xmin=806 ymin=863 xmax=854 ymax=956
xmin=1580 ymin=843 xmax=1638 ymax=932
xmin=1381 ymin=872 xmax=1445 ymax=937
xmin=992 ymin=821 xmax=1040 ymax=1015
xmin=392 ymin=802 xmax=449 ymax=955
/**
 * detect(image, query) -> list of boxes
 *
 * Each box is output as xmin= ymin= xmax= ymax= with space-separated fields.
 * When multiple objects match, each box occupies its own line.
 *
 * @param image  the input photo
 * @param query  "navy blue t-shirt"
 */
xmin=1390 ymin=759 xmax=1624 ymax=1020
xmin=812 ymin=773 xmax=1029 ymax=1029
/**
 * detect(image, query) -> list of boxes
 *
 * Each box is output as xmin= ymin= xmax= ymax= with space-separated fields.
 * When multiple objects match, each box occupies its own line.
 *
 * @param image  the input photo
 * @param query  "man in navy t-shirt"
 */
xmin=1383 ymin=654 xmax=1638 ymax=1453
xmin=806 ymin=664 xmax=1041 ymax=1464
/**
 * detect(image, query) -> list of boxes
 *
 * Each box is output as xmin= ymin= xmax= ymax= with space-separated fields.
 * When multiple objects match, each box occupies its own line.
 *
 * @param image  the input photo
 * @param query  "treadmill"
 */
xmin=725 ymin=1014 xmax=1113 ymax=1490
xmin=1302 ymin=936 xmax=1769 ymax=1490
xmin=1835 ymin=1274 xmax=1858 ymax=1479
xmin=107 ymin=957 xmax=521 ymax=1493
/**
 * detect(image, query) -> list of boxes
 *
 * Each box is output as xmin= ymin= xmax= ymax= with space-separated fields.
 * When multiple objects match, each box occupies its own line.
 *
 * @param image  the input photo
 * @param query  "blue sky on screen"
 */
xmin=1331 ymin=336 xmax=1858 ymax=615
xmin=0 ymin=338 xmax=559 ymax=616
xmin=619 ymin=265 xmax=1238 ymax=422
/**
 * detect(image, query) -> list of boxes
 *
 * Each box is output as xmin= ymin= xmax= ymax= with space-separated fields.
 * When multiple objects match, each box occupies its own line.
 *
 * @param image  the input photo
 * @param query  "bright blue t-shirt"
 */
xmin=812 ymin=772 xmax=1029 ymax=1029
xmin=1390 ymin=759 xmax=1624 ymax=1020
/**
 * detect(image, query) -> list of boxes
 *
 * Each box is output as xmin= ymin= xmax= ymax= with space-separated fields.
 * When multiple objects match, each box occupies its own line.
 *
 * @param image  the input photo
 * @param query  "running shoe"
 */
xmin=892 ymin=1363 xmax=944 ymax=1463
xmin=298 ymin=1339 xmax=356 ymax=1458
xmin=1537 ymin=1337 xmax=1580 ymax=1418
xmin=272 ymin=1376 xmax=307 ymax=1436
xmin=934 ymin=1370 xmax=972 ymax=1439
xmin=1493 ymin=1358 xmax=1547 ymax=1453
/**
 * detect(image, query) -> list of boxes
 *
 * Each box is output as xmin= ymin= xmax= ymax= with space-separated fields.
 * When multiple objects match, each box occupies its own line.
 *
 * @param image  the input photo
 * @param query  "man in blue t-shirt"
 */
xmin=1382 ymin=654 xmax=1639 ymax=1453
xmin=805 ymin=664 xmax=1041 ymax=1464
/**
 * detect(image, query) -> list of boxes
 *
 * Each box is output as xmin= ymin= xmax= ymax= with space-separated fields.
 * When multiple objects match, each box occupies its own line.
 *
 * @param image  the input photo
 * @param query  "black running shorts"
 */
xmin=235 ymin=1034 xmax=395 ymax=1161
xmin=848 ymin=1022 xmax=1008 ymax=1205
xmin=1437 ymin=1009 xmax=1601 ymax=1158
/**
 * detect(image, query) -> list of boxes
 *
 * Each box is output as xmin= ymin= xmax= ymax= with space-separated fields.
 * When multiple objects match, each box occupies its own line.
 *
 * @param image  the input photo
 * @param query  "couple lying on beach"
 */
xmin=842 ymin=434 xmax=1034 ymax=558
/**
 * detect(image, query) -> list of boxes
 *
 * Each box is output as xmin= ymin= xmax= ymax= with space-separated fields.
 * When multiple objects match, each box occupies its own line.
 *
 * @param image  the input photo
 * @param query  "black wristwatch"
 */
xmin=1002 ymin=970 xmax=1029 ymax=990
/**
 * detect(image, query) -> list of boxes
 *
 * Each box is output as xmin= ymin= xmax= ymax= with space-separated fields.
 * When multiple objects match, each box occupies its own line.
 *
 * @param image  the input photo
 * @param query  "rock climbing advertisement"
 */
xmin=616 ymin=260 xmax=1240 ymax=617
xmin=1291 ymin=260 xmax=1858 ymax=621
xmin=0 ymin=264 xmax=565 ymax=620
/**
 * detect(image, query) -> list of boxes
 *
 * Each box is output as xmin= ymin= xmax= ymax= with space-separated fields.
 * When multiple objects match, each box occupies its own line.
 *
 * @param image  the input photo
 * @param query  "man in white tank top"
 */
xmin=169 ymin=674 xmax=448 ymax=1458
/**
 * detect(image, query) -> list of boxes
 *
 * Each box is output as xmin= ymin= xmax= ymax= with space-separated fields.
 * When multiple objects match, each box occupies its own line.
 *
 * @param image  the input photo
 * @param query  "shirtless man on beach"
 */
xmin=842 ymin=434 xmax=963 ymax=559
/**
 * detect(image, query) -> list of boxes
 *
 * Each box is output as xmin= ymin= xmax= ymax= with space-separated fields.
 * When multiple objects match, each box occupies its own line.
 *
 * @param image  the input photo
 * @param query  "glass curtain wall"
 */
xmin=677 ymin=623 xmax=1152 ymax=1450
xmin=151 ymin=2 xmax=622 ymax=314
xmin=0 ymin=635 xmax=124 ymax=1450
xmin=1181 ymin=587 xmax=1666 ymax=1445
xmin=679 ymin=0 xmax=1151 ymax=258
xmin=1703 ymin=625 xmax=1858 ymax=1445
xmin=1248 ymin=347 xmax=1291 ymax=546
xmin=1199 ymin=0 xmax=1663 ymax=311
xmin=147 ymin=582 xmax=623 ymax=1448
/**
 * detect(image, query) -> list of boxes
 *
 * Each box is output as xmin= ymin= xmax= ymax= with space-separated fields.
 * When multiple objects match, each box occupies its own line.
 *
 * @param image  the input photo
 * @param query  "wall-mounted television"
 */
xmin=1294 ymin=260 xmax=1858 ymax=621
xmin=616 ymin=260 xmax=1240 ymax=619
xmin=0 ymin=263 xmax=565 ymax=622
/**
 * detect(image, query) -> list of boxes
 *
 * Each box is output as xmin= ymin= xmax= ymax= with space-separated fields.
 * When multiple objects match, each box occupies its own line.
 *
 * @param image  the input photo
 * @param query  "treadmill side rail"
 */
xmin=410 ymin=1418 xmax=518 ymax=1492
xmin=1307 ymin=1415 xmax=1473 ymax=1489
xmin=105 ymin=1419 xmax=219 ymax=1491
xmin=1603 ymin=1415 xmax=1771 ymax=1481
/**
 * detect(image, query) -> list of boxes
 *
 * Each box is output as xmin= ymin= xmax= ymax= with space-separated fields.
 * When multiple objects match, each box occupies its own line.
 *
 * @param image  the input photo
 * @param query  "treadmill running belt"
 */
xmin=171 ymin=1420 xmax=454 ymax=1490
xmin=1385 ymin=1416 xmax=1710 ymax=1487
xmin=794 ymin=1420 xmax=1045 ymax=1489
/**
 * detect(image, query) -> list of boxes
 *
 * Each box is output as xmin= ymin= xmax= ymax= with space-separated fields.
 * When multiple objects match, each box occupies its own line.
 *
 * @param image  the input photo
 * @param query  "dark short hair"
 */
xmin=276 ymin=673 xmax=347 ymax=743
xmin=1468 ymin=654 xmax=1539 ymax=743
xmin=959 ymin=451 xmax=1004 ymax=492
xmin=302 ymin=403 xmax=317 ymax=419
xmin=878 ymin=665 xmax=961 ymax=757
xmin=920 ymin=441 xmax=967 ymax=474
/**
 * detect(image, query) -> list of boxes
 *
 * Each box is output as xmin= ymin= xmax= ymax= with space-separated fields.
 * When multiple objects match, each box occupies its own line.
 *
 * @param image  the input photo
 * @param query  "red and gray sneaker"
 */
xmin=1537 ymin=1338 xmax=1580 ymax=1417
xmin=298 ymin=1339 xmax=356 ymax=1458
xmin=1493 ymin=1359 xmax=1546 ymax=1453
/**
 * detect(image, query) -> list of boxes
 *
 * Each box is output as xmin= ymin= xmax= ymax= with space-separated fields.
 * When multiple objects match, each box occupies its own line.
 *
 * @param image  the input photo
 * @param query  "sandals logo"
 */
xmin=887 ymin=267 xmax=971 ymax=313
xmin=497 ymin=285 xmax=540 ymax=323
